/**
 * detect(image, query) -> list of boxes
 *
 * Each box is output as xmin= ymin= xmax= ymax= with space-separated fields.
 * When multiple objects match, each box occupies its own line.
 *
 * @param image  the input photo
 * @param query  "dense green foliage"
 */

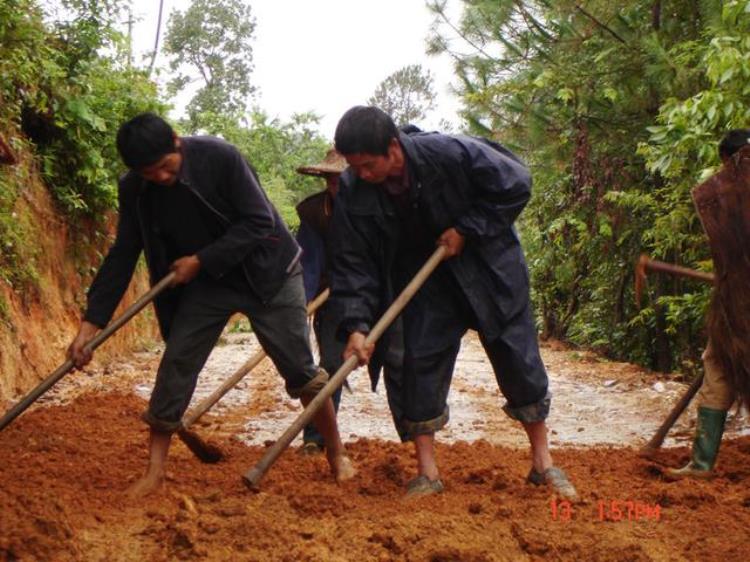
xmin=192 ymin=110 xmax=330 ymax=227
xmin=429 ymin=0 xmax=750 ymax=372
xmin=1 ymin=0 xmax=165 ymax=214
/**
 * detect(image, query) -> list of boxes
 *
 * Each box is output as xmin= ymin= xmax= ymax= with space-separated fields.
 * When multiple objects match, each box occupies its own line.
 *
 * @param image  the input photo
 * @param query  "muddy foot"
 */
xmin=330 ymin=455 xmax=356 ymax=482
xmin=405 ymin=475 xmax=445 ymax=497
xmin=127 ymin=472 xmax=165 ymax=498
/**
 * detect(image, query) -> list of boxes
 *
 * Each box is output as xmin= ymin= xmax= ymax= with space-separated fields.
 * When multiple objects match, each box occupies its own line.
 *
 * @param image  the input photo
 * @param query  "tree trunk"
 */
xmin=652 ymin=280 xmax=672 ymax=372
xmin=652 ymin=1 xmax=661 ymax=31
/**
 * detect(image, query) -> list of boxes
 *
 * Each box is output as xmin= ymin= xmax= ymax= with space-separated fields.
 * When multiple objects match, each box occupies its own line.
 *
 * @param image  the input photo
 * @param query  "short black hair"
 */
xmin=334 ymin=106 xmax=398 ymax=156
xmin=718 ymin=128 xmax=750 ymax=160
xmin=116 ymin=113 xmax=176 ymax=169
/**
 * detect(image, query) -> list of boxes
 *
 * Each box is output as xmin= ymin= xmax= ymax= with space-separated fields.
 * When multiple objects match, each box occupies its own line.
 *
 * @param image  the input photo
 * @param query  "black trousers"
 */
xmin=396 ymin=264 xmax=550 ymax=437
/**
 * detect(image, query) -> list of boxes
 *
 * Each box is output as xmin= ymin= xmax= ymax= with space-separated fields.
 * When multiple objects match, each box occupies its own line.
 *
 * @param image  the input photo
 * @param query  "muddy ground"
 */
xmin=1 ymin=331 xmax=749 ymax=561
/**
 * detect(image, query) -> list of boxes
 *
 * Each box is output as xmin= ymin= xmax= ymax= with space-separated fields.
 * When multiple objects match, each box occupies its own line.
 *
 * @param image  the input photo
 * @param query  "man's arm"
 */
xmin=453 ymin=138 xmax=532 ymax=239
xmin=328 ymin=183 xmax=382 ymax=344
xmin=195 ymin=146 xmax=278 ymax=280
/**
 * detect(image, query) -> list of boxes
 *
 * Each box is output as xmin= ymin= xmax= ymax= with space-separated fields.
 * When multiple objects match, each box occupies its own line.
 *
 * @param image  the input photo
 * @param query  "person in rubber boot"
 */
xmin=295 ymin=148 xmax=411 ymax=454
xmin=67 ymin=113 xmax=355 ymax=496
xmin=666 ymin=129 xmax=750 ymax=480
xmin=327 ymin=106 xmax=577 ymax=500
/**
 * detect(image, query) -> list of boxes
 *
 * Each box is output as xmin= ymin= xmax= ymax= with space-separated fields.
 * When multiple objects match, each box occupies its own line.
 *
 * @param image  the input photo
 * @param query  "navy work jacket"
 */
xmin=329 ymin=130 xmax=533 ymax=377
xmin=84 ymin=136 xmax=300 ymax=339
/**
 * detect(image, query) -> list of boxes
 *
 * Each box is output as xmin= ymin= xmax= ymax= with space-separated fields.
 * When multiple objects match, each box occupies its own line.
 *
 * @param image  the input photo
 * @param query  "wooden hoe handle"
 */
xmin=242 ymin=246 xmax=447 ymax=489
xmin=639 ymin=373 xmax=704 ymax=457
xmin=0 ymin=273 xmax=175 ymax=432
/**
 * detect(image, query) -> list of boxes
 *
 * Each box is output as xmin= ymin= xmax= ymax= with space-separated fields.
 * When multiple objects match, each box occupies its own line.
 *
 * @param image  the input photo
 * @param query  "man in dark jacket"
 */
xmin=329 ymin=106 xmax=576 ymax=499
xmin=295 ymin=149 xmax=347 ymax=454
xmin=67 ymin=113 xmax=354 ymax=496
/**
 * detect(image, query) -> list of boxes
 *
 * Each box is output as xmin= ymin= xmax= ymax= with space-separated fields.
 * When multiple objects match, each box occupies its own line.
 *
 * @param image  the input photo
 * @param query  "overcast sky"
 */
xmin=126 ymin=0 xmax=463 ymax=139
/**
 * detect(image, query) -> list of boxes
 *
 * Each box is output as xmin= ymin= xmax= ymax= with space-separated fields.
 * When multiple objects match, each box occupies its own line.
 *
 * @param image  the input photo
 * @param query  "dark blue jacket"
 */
xmin=295 ymin=190 xmax=334 ymax=302
xmin=329 ymin=130 xmax=532 ymax=374
xmin=84 ymin=136 xmax=301 ymax=338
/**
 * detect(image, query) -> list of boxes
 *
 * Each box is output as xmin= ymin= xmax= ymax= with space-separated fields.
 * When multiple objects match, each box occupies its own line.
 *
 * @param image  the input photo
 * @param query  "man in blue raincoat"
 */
xmin=329 ymin=106 xmax=577 ymax=499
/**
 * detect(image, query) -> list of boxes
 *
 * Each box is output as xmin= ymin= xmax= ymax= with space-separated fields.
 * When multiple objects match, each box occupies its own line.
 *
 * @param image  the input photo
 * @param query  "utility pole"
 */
xmin=126 ymin=9 xmax=133 ymax=68
xmin=148 ymin=0 xmax=166 ymax=76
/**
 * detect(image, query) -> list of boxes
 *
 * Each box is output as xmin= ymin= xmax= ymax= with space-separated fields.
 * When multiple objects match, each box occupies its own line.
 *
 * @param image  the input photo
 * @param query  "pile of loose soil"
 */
xmin=1 ymin=391 xmax=749 ymax=561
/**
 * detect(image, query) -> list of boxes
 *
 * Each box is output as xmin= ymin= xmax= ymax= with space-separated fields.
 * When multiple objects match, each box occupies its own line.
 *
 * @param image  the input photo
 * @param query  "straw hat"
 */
xmin=297 ymin=148 xmax=347 ymax=176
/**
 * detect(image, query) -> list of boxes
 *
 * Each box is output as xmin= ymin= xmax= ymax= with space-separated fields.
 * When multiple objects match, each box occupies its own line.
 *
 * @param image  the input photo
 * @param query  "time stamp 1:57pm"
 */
xmin=550 ymin=499 xmax=662 ymax=522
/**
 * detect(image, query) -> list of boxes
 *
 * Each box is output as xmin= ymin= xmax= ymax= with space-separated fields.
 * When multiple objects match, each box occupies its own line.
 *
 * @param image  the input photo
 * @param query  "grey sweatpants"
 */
xmin=144 ymin=269 xmax=323 ymax=432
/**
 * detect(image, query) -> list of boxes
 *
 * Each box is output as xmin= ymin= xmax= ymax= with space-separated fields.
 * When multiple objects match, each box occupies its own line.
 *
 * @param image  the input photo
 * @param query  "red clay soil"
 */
xmin=1 ymin=393 xmax=749 ymax=561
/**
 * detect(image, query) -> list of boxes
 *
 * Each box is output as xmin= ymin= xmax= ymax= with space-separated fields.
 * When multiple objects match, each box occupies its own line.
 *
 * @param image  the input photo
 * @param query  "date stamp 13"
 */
xmin=550 ymin=499 xmax=661 ymax=522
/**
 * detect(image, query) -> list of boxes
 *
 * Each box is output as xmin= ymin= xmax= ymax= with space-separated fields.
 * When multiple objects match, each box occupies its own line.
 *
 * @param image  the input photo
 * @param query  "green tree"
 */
xmin=1 ymin=0 xmax=164 ymax=214
xmin=368 ymin=64 xmax=437 ymax=125
xmin=427 ymin=0 xmax=748 ymax=373
xmin=163 ymin=0 xmax=256 ymax=131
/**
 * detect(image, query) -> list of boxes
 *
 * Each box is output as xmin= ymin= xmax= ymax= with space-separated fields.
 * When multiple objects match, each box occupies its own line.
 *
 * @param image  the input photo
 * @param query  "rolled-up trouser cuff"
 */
xmin=402 ymin=406 xmax=450 ymax=438
xmin=503 ymin=392 xmax=551 ymax=423
xmin=287 ymin=368 xmax=329 ymax=399
xmin=141 ymin=410 xmax=183 ymax=433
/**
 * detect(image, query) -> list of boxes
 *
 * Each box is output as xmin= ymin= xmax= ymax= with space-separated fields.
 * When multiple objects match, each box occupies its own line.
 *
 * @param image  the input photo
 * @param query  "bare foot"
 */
xmin=126 ymin=471 xmax=164 ymax=498
xmin=329 ymin=454 xmax=356 ymax=482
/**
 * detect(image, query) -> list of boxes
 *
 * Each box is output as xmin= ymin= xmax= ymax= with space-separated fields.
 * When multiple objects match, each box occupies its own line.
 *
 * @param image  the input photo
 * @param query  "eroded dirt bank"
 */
xmin=0 ymin=159 xmax=155 ymax=405
xmin=1 ymin=334 xmax=749 ymax=561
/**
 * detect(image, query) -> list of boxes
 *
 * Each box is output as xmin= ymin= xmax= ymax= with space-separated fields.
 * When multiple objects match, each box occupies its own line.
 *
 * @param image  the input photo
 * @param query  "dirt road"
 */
xmin=1 ymin=332 xmax=749 ymax=561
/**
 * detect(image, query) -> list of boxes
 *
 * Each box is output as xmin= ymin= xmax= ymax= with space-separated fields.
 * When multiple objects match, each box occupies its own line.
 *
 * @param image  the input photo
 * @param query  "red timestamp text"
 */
xmin=597 ymin=499 xmax=661 ymax=522
xmin=549 ymin=499 xmax=662 ymax=522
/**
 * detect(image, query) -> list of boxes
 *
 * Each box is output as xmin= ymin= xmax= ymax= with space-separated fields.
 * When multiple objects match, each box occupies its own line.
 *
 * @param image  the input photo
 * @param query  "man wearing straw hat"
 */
xmin=295 ymin=149 xmax=348 ymax=454
xmin=295 ymin=149 xmax=410 ymax=452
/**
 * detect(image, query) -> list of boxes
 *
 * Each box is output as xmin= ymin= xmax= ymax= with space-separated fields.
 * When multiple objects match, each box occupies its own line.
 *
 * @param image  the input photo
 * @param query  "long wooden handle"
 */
xmin=181 ymin=288 xmax=331 ymax=429
xmin=642 ymin=255 xmax=714 ymax=283
xmin=635 ymin=255 xmax=714 ymax=309
xmin=0 ymin=273 xmax=175 ymax=432
xmin=242 ymin=246 xmax=447 ymax=489
xmin=639 ymin=373 xmax=704 ymax=456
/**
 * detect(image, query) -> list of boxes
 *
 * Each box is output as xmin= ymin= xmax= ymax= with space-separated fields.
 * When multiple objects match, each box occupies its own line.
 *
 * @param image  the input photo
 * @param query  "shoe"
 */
xmin=665 ymin=407 xmax=727 ymax=480
xmin=527 ymin=466 xmax=579 ymax=501
xmin=297 ymin=442 xmax=324 ymax=456
xmin=406 ymin=475 xmax=444 ymax=497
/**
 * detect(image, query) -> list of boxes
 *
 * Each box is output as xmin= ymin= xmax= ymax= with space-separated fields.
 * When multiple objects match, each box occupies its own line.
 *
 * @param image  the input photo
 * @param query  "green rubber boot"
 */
xmin=666 ymin=407 xmax=727 ymax=480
